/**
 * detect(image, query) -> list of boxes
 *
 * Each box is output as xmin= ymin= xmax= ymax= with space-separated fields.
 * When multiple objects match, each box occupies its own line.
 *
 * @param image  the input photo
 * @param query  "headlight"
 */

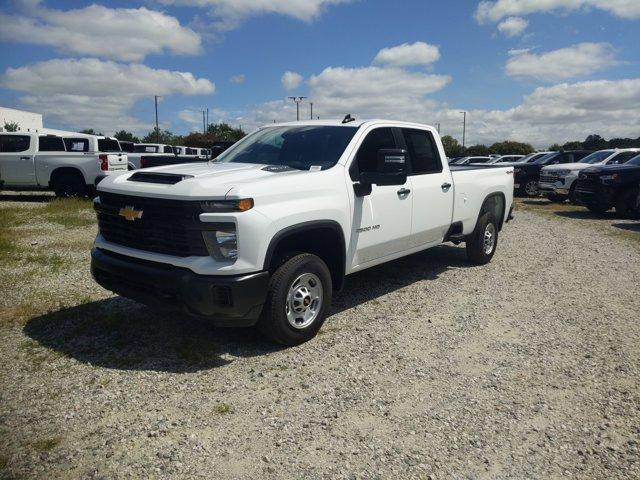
xmin=600 ymin=174 xmax=618 ymax=182
xmin=555 ymin=170 xmax=571 ymax=176
xmin=202 ymin=223 xmax=237 ymax=261
xmin=200 ymin=198 xmax=253 ymax=212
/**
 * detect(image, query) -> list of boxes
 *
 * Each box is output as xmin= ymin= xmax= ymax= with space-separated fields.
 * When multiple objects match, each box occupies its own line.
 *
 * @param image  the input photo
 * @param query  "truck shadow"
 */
xmin=0 ymin=193 xmax=54 ymax=203
xmin=23 ymin=245 xmax=469 ymax=373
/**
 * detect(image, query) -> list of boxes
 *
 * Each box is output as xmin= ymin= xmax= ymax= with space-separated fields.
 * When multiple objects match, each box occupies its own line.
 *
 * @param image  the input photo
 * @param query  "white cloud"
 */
xmin=373 ymin=42 xmax=440 ymax=67
xmin=476 ymin=0 xmax=640 ymax=23
xmin=508 ymin=47 xmax=532 ymax=56
xmin=506 ymin=42 xmax=618 ymax=80
xmin=281 ymin=71 xmax=304 ymax=91
xmin=157 ymin=0 xmax=354 ymax=30
xmin=230 ymin=74 xmax=246 ymax=84
xmin=0 ymin=59 xmax=215 ymax=133
xmin=497 ymin=16 xmax=528 ymax=37
xmin=0 ymin=5 xmax=202 ymax=62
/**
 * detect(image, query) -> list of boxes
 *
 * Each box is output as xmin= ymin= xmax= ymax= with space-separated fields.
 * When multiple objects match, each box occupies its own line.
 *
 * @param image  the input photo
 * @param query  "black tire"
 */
xmin=257 ymin=253 xmax=332 ymax=346
xmin=52 ymin=172 xmax=86 ymax=197
xmin=466 ymin=211 xmax=498 ymax=265
xmin=568 ymin=183 xmax=578 ymax=204
xmin=586 ymin=203 xmax=608 ymax=214
xmin=614 ymin=189 xmax=637 ymax=218
xmin=523 ymin=179 xmax=539 ymax=197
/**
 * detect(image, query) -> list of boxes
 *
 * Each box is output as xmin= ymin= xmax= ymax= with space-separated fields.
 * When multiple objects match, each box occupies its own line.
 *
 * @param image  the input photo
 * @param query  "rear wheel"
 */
xmin=523 ymin=179 xmax=539 ymax=197
xmin=568 ymin=183 xmax=578 ymax=204
xmin=52 ymin=172 xmax=86 ymax=197
xmin=466 ymin=212 xmax=498 ymax=265
xmin=257 ymin=253 xmax=332 ymax=346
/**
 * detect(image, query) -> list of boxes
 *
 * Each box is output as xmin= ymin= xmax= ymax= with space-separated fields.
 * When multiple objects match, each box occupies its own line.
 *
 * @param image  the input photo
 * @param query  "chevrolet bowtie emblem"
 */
xmin=118 ymin=205 xmax=143 ymax=221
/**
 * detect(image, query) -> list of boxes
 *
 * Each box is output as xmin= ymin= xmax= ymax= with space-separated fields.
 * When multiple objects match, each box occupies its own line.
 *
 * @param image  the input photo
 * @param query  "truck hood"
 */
xmin=97 ymin=161 xmax=310 ymax=199
xmin=542 ymin=162 xmax=593 ymax=172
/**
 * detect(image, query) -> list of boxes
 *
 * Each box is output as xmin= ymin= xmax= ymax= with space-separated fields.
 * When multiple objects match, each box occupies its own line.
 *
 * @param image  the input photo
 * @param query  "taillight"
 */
xmin=140 ymin=157 xmax=147 ymax=168
xmin=99 ymin=154 xmax=109 ymax=171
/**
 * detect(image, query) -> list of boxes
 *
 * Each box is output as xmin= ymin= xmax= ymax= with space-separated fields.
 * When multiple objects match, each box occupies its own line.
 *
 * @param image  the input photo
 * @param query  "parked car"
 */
xmin=574 ymin=153 xmax=640 ymax=216
xmin=90 ymin=119 xmax=514 ymax=345
xmin=0 ymin=132 xmax=127 ymax=196
xmin=488 ymin=155 xmax=525 ymax=164
xmin=518 ymin=152 xmax=554 ymax=164
xmin=450 ymin=156 xmax=491 ymax=165
xmin=127 ymin=143 xmax=176 ymax=169
xmin=513 ymin=150 xmax=592 ymax=197
xmin=539 ymin=149 xmax=640 ymax=202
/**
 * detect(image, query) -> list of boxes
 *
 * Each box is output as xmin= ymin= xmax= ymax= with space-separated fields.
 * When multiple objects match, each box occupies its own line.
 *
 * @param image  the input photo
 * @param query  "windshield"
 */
xmin=627 ymin=155 xmax=640 ymax=166
xmin=217 ymin=126 xmax=358 ymax=170
xmin=579 ymin=150 xmax=613 ymax=164
xmin=98 ymin=138 xmax=121 ymax=152
xmin=534 ymin=152 xmax=559 ymax=164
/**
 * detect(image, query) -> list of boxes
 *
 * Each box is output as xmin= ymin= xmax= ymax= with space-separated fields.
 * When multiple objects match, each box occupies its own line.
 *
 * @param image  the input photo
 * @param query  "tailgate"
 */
xmin=107 ymin=153 xmax=128 ymax=171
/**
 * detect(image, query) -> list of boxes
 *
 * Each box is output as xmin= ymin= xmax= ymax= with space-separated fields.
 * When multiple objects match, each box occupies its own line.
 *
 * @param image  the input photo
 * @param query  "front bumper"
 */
xmin=91 ymin=248 xmax=269 ymax=327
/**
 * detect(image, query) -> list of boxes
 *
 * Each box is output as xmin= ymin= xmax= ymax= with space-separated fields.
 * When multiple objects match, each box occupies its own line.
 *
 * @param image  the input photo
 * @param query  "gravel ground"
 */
xmin=1 ymin=195 xmax=639 ymax=479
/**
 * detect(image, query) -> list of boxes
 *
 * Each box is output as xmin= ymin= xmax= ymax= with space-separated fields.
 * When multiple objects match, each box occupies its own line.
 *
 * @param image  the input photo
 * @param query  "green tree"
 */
xmin=488 ymin=141 xmax=534 ymax=155
xmin=182 ymin=132 xmax=218 ymax=148
xmin=465 ymin=144 xmax=489 ymax=156
xmin=3 ymin=121 xmax=19 ymax=132
xmin=80 ymin=128 xmax=104 ymax=135
xmin=562 ymin=141 xmax=583 ymax=150
xmin=207 ymin=123 xmax=246 ymax=142
xmin=141 ymin=127 xmax=177 ymax=145
xmin=583 ymin=134 xmax=607 ymax=151
xmin=548 ymin=144 xmax=562 ymax=151
xmin=440 ymin=135 xmax=466 ymax=158
xmin=114 ymin=130 xmax=140 ymax=143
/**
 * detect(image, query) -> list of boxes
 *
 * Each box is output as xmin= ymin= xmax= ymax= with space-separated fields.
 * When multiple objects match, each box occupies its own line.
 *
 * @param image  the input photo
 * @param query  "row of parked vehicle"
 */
xmin=0 ymin=131 xmax=235 ymax=196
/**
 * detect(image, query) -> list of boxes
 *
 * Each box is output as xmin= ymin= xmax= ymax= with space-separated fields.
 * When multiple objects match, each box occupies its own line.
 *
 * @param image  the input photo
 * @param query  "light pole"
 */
xmin=154 ymin=96 xmax=161 ymax=143
xmin=310 ymin=102 xmax=313 ymax=120
xmin=460 ymin=111 xmax=467 ymax=147
xmin=287 ymin=96 xmax=307 ymax=121
xmin=202 ymin=110 xmax=206 ymax=134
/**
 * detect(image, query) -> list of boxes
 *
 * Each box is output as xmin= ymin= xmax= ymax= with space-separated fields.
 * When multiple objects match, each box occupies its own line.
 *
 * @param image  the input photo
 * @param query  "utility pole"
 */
xmin=206 ymin=108 xmax=209 ymax=132
xmin=154 ymin=96 xmax=161 ymax=143
xmin=310 ymin=102 xmax=313 ymax=120
xmin=460 ymin=111 xmax=467 ymax=147
xmin=437 ymin=123 xmax=441 ymax=134
xmin=287 ymin=96 xmax=307 ymax=121
xmin=202 ymin=110 xmax=206 ymax=134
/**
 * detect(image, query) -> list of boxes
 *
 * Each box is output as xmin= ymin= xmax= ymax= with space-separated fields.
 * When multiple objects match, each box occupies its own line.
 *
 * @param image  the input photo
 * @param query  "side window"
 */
xmin=560 ymin=153 xmax=574 ymax=163
xmin=64 ymin=138 xmax=89 ymax=152
xmin=39 ymin=136 xmax=66 ymax=152
xmin=401 ymin=128 xmax=442 ymax=174
xmin=0 ymin=135 xmax=31 ymax=152
xmin=351 ymin=128 xmax=396 ymax=179
xmin=609 ymin=151 xmax=637 ymax=164
xmin=163 ymin=146 xmax=173 ymax=153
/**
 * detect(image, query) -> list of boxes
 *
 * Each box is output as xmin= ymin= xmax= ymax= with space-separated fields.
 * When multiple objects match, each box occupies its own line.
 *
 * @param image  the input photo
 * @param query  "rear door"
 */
xmin=348 ymin=127 xmax=413 ymax=267
xmin=0 ymin=134 xmax=35 ymax=185
xmin=399 ymin=127 xmax=453 ymax=246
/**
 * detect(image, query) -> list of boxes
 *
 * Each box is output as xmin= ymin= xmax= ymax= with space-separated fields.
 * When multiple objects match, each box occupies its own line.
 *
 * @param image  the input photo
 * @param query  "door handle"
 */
xmin=397 ymin=188 xmax=411 ymax=196
xmin=20 ymin=156 xmax=31 ymax=160
xmin=441 ymin=182 xmax=452 ymax=191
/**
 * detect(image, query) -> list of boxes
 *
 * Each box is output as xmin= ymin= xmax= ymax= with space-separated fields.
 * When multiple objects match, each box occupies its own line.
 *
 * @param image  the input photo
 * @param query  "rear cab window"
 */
xmin=134 ymin=145 xmax=159 ymax=153
xmin=38 ymin=136 xmax=66 ymax=152
xmin=0 ymin=135 xmax=31 ymax=152
xmin=98 ymin=138 xmax=122 ymax=152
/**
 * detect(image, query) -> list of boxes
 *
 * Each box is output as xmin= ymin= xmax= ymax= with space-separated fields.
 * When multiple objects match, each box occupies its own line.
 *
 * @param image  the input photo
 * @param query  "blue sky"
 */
xmin=0 ymin=0 xmax=639 ymax=147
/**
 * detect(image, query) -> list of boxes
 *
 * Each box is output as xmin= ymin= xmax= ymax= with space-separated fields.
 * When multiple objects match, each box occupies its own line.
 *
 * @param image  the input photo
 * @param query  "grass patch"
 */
xmin=215 ymin=403 xmax=233 ymax=414
xmin=40 ymin=197 xmax=94 ymax=228
xmin=0 ymin=455 xmax=7 ymax=470
xmin=31 ymin=437 xmax=61 ymax=452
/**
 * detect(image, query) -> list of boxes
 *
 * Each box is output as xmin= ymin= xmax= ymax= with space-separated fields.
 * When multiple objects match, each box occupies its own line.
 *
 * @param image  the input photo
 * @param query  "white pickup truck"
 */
xmin=91 ymin=119 xmax=514 ymax=345
xmin=0 ymin=132 xmax=128 ymax=196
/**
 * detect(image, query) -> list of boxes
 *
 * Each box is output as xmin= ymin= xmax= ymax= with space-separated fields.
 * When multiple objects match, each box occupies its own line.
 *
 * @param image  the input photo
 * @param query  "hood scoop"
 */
xmin=261 ymin=165 xmax=296 ymax=173
xmin=128 ymin=172 xmax=194 ymax=185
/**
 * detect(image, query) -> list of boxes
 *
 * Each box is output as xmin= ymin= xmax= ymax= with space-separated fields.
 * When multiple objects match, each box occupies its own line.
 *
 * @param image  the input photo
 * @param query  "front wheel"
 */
xmin=466 ymin=212 xmax=498 ymax=265
xmin=257 ymin=253 xmax=332 ymax=346
xmin=523 ymin=179 xmax=539 ymax=197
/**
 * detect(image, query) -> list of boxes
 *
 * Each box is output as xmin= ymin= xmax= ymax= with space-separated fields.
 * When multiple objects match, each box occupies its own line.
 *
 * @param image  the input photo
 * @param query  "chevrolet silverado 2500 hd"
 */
xmin=0 ymin=132 xmax=127 ymax=196
xmin=91 ymin=120 xmax=514 ymax=345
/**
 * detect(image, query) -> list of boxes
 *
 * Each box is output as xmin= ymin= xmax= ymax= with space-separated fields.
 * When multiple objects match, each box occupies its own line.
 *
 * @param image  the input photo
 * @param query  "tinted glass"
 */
xmin=535 ymin=152 xmax=560 ymax=164
xmin=470 ymin=157 xmax=490 ymax=163
xmin=64 ymin=138 xmax=89 ymax=152
xmin=580 ymin=150 xmax=613 ymax=164
xmin=352 ymin=127 xmax=396 ymax=175
xmin=626 ymin=155 xmax=640 ymax=165
xmin=560 ymin=153 xmax=575 ymax=163
xmin=39 ymin=136 xmax=66 ymax=152
xmin=98 ymin=139 xmax=121 ymax=152
xmin=401 ymin=128 xmax=441 ymax=174
xmin=119 ymin=142 xmax=135 ymax=153
xmin=0 ymin=135 xmax=30 ymax=152
xmin=219 ymin=126 xmax=358 ymax=171
xmin=608 ymin=151 xmax=639 ymax=164
xmin=163 ymin=146 xmax=174 ymax=153
xmin=134 ymin=145 xmax=158 ymax=153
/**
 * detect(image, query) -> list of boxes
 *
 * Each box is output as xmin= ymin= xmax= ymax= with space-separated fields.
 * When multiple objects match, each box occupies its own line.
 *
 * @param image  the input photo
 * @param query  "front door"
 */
xmin=348 ymin=127 xmax=413 ymax=268
xmin=0 ymin=134 xmax=35 ymax=185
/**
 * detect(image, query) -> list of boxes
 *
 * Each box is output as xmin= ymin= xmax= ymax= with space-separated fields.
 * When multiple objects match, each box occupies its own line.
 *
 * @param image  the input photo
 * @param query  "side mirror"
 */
xmin=355 ymin=149 xmax=408 ymax=196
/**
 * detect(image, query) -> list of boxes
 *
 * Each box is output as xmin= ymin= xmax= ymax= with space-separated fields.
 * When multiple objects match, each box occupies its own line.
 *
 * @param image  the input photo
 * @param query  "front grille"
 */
xmin=576 ymin=174 xmax=600 ymax=194
xmin=539 ymin=174 xmax=558 ymax=184
xmin=95 ymin=192 xmax=209 ymax=257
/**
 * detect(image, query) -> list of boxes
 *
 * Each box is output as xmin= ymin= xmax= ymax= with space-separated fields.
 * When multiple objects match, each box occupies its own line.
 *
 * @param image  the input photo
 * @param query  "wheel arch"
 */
xmin=49 ymin=166 xmax=88 ymax=187
xmin=263 ymin=220 xmax=347 ymax=291
xmin=479 ymin=192 xmax=507 ymax=231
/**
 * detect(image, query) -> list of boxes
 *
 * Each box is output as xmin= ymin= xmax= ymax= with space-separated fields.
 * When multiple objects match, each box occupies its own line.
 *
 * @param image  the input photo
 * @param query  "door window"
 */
xmin=608 ymin=151 xmax=638 ymax=164
xmin=39 ymin=136 xmax=66 ymax=152
xmin=401 ymin=128 xmax=442 ymax=174
xmin=64 ymin=138 xmax=89 ymax=152
xmin=0 ymin=135 xmax=30 ymax=152
xmin=350 ymin=128 xmax=396 ymax=180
